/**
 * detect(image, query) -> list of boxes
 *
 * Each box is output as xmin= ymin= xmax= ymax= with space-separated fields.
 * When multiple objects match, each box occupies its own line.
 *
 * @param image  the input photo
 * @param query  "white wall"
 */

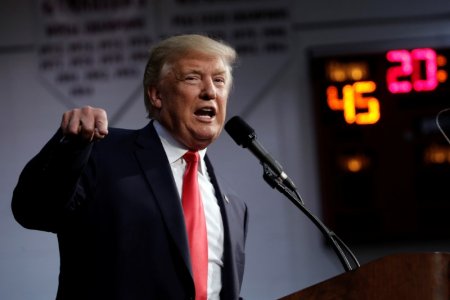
xmin=2 ymin=0 xmax=450 ymax=299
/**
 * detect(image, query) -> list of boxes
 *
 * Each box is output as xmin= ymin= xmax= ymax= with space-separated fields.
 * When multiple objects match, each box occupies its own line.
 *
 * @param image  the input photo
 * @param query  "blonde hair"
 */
xmin=142 ymin=34 xmax=237 ymax=118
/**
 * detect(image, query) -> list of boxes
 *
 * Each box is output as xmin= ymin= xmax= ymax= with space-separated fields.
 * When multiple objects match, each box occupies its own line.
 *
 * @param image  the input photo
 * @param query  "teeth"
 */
xmin=196 ymin=108 xmax=215 ymax=117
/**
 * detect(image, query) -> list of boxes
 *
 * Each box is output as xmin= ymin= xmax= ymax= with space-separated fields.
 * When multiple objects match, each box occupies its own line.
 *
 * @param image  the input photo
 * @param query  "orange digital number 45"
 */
xmin=326 ymin=81 xmax=380 ymax=125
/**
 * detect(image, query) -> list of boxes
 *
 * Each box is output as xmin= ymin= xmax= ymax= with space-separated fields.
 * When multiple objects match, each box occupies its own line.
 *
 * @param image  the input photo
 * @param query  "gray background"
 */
xmin=2 ymin=0 xmax=450 ymax=299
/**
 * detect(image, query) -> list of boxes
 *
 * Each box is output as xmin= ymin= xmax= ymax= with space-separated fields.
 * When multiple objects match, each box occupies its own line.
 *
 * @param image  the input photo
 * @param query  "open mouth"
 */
xmin=195 ymin=107 xmax=216 ymax=119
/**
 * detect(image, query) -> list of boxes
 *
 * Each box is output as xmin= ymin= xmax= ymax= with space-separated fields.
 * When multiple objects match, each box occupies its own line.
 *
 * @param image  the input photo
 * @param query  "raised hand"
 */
xmin=60 ymin=106 xmax=108 ymax=142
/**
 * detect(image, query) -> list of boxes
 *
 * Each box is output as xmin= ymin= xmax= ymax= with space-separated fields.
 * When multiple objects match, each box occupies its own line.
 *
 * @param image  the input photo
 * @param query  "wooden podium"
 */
xmin=279 ymin=252 xmax=450 ymax=300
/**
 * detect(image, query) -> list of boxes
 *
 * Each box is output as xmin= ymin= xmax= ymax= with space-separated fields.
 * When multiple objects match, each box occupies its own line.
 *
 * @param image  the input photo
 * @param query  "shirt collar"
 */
xmin=153 ymin=120 xmax=207 ymax=174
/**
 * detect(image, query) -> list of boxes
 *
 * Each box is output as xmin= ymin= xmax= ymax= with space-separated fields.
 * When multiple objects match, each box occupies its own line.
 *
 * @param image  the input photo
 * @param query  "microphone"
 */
xmin=225 ymin=116 xmax=297 ymax=191
xmin=225 ymin=115 xmax=360 ymax=271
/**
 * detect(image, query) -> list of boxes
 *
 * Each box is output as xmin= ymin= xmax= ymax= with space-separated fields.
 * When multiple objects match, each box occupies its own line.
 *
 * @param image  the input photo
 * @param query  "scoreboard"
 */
xmin=310 ymin=41 xmax=450 ymax=244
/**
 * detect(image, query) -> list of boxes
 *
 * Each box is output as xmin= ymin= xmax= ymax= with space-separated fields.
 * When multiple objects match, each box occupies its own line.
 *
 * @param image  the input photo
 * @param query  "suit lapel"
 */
xmin=133 ymin=122 xmax=192 ymax=274
xmin=205 ymin=156 xmax=239 ymax=299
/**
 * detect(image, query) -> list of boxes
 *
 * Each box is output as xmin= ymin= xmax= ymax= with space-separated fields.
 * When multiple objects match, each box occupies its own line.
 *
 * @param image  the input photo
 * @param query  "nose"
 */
xmin=200 ymin=78 xmax=216 ymax=100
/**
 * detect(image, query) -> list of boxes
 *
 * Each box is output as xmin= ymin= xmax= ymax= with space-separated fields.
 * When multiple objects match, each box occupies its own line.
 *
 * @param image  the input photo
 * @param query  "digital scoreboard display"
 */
xmin=310 ymin=42 xmax=450 ymax=244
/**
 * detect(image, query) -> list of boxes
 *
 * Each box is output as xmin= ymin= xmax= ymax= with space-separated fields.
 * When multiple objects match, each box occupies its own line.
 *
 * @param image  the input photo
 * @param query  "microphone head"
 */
xmin=225 ymin=116 xmax=256 ymax=148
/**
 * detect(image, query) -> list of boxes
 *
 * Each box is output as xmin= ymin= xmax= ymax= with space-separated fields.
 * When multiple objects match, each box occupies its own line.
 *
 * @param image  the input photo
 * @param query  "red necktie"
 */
xmin=182 ymin=151 xmax=208 ymax=300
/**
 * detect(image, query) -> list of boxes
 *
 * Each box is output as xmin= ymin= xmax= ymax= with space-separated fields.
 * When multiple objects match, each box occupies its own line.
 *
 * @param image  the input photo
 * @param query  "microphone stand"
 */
xmin=262 ymin=163 xmax=360 ymax=272
xmin=436 ymin=108 xmax=450 ymax=144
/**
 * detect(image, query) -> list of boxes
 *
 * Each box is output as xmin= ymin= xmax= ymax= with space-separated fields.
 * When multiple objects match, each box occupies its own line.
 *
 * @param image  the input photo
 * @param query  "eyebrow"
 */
xmin=177 ymin=68 xmax=229 ymax=79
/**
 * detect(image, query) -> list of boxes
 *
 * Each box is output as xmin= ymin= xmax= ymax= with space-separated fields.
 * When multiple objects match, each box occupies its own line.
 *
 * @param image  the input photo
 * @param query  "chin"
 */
xmin=193 ymin=134 xmax=217 ymax=148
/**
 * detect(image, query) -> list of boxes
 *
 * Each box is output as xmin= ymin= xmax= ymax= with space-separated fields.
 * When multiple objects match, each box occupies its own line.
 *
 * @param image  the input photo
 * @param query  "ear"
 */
xmin=147 ymin=86 xmax=162 ymax=109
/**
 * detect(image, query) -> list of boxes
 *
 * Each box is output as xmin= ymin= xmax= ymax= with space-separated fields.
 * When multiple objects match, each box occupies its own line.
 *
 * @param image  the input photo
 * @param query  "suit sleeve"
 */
xmin=11 ymin=129 xmax=93 ymax=233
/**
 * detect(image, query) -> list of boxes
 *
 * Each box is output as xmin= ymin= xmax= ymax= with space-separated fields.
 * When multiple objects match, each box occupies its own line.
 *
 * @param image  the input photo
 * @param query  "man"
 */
xmin=12 ymin=34 xmax=248 ymax=300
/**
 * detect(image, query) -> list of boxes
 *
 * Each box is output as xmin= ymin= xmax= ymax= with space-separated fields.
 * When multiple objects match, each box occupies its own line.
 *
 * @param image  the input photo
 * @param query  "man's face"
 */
xmin=149 ymin=52 xmax=231 ymax=150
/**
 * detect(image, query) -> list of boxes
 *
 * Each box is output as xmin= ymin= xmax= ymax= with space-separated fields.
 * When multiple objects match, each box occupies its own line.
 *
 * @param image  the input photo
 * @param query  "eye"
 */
xmin=185 ymin=75 xmax=200 ymax=80
xmin=184 ymin=74 xmax=201 ymax=82
xmin=214 ymin=77 xmax=226 ymax=85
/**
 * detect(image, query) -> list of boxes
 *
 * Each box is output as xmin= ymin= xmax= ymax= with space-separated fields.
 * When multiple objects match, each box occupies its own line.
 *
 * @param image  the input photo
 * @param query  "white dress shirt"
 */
xmin=154 ymin=121 xmax=224 ymax=300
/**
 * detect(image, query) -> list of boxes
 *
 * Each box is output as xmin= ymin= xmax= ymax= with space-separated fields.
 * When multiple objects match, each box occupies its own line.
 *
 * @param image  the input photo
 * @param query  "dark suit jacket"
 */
xmin=12 ymin=121 xmax=248 ymax=300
